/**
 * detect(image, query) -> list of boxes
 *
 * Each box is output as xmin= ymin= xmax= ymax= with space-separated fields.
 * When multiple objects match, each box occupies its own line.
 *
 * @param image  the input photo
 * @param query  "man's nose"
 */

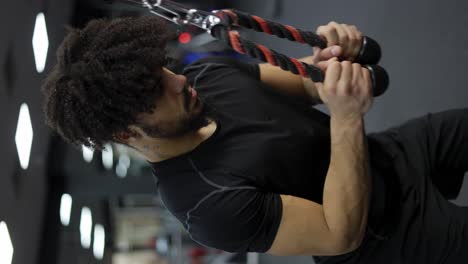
xmin=170 ymin=74 xmax=187 ymax=94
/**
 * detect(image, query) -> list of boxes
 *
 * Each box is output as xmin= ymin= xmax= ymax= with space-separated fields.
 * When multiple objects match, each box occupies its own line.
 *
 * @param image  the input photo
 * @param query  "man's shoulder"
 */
xmin=185 ymin=55 xmax=240 ymax=67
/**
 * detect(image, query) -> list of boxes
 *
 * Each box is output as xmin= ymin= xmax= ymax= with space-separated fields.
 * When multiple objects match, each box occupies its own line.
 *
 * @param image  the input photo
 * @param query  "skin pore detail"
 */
xmin=143 ymin=144 xmax=166 ymax=159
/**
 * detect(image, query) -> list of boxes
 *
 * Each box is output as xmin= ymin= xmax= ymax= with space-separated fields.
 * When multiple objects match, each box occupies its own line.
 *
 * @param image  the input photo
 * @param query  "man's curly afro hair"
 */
xmin=41 ymin=16 xmax=176 ymax=151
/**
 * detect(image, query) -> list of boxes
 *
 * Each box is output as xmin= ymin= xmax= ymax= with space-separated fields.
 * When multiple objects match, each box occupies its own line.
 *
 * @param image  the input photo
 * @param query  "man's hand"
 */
xmin=259 ymin=22 xmax=367 ymax=105
xmin=301 ymin=22 xmax=364 ymax=103
xmin=315 ymin=22 xmax=364 ymax=62
xmin=316 ymin=61 xmax=373 ymax=122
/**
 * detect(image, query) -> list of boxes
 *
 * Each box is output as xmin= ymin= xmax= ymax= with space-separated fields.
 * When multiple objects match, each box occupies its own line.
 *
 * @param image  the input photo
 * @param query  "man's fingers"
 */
xmin=315 ymin=57 xmax=339 ymax=72
xmin=338 ymin=62 xmax=353 ymax=94
xmin=352 ymin=63 xmax=362 ymax=93
xmin=316 ymin=46 xmax=342 ymax=61
xmin=341 ymin=25 xmax=361 ymax=60
xmin=316 ymin=22 xmax=364 ymax=61
xmin=316 ymin=25 xmax=339 ymax=45
xmin=324 ymin=61 xmax=341 ymax=90
xmin=329 ymin=22 xmax=349 ymax=57
xmin=361 ymin=67 xmax=373 ymax=96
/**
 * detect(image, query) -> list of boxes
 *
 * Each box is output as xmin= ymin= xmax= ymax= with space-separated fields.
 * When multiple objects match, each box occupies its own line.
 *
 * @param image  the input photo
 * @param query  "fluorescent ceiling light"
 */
xmin=116 ymin=154 xmax=131 ymax=178
xmin=60 ymin=194 xmax=72 ymax=226
xmin=32 ymin=13 xmax=49 ymax=73
xmin=15 ymin=103 xmax=33 ymax=170
xmin=93 ymin=224 xmax=105 ymax=260
xmin=156 ymin=237 xmax=168 ymax=254
xmin=116 ymin=163 xmax=128 ymax=178
xmin=119 ymin=154 xmax=131 ymax=169
xmin=102 ymin=144 xmax=113 ymax=170
xmin=80 ymin=207 xmax=92 ymax=249
xmin=0 ymin=221 xmax=14 ymax=264
xmin=82 ymin=145 xmax=94 ymax=163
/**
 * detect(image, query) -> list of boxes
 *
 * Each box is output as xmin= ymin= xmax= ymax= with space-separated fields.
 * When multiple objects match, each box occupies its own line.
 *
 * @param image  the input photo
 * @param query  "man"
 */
xmin=42 ymin=16 xmax=468 ymax=263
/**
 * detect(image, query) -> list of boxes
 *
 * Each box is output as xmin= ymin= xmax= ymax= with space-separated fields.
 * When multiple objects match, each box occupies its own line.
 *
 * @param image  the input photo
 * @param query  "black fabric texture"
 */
xmin=315 ymin=109 xmax=468 ymax=264
xmin=149 ymin=56 xmax=468 ymax=262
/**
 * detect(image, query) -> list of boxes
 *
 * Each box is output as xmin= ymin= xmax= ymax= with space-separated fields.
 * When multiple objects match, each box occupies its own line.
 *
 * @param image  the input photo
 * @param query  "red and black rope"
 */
xmin=219 ymin=9 xmax=327 ymax=49
xmin=212 ymin=9 xmax=325 ymax=82
xmin=212 ymin=9 xmax=388 ymax=96
xmin=210 ymin=26 xmax=324 ymax=82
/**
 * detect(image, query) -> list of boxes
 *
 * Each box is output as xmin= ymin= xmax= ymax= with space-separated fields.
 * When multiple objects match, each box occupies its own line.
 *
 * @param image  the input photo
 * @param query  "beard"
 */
xmin=139 ymin=90 xmax=214 ymax=139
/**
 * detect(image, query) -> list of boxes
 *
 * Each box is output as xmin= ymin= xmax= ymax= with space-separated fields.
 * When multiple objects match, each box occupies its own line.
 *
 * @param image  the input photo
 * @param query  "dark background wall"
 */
xmin=0 ymin=0 xmax=74 ymax=263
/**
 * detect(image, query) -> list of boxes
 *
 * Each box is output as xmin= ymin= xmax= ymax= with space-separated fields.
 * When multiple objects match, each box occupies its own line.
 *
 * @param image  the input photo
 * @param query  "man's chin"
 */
xmin=190 ymin=95 xmax=205 ymax=114
xmin=189 ymin=100 xmax=213 ymax=128
xmin=187 ymin=115 xmax=212 ymax=132
xmin=160 ymin=115 xmax=211 ymax=139
xmin=154 ymin=99 xmax=213 ymax=139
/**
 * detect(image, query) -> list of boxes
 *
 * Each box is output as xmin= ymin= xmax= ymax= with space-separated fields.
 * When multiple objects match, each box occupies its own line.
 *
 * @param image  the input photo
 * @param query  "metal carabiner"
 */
xmin=133 ymin=0 xmax=222 ymax=33
xmin=142 ymin=0 xmax=182 ymax=24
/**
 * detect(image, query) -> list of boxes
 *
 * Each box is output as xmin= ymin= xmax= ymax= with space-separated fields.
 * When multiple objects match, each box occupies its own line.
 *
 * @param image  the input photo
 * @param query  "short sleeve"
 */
xmin=187 ymin=188 xmax=283 ymax=253
xmin=183 ymin=56 xmax=261 ymax=80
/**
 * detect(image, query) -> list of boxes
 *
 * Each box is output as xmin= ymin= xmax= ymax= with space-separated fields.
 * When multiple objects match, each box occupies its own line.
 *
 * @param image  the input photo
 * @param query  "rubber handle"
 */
xmin=355 ymin=36 xmax=382 ymax=65
xmin=304 ymin=63 xmax=389 ymax=97
xmin=365 ymin=65 xmax=389 ymax=97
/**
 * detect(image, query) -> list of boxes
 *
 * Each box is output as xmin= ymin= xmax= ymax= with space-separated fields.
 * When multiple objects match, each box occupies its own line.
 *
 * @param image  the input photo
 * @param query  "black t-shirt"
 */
xmin=150 ymin=56 xmax=388 ymax=253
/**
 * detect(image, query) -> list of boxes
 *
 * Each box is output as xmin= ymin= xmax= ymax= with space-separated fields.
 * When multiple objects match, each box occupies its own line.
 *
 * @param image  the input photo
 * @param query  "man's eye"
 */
xmin=164 ymin=57 xmax=179 ymax=68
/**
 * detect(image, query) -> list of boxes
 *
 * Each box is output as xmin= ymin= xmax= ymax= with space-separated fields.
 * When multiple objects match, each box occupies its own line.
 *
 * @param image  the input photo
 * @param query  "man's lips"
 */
xmin=189 ymin=86 xmax=197 ymax=108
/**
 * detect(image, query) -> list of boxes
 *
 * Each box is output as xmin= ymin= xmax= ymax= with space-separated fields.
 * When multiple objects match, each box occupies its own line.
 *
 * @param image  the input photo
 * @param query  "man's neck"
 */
xmin=137 ymin=120 xmax=217 ymax=163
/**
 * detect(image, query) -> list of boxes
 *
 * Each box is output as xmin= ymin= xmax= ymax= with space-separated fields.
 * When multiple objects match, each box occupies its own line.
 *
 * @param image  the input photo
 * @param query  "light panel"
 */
xmin=15 ymin=103 xmax=34 ymax=170
xmin=80 ymin=207 xmax=92 ymax=249
xmin=0 ymin=221 xmax=14 ymax=264
xmin=82 ymin=145 xmax=94 ymax=163
xmin=116 ymin=154 xmax=131 ymax=178
xmin=116 ymin=163 xmax=128 ymax=178
xmin=32 ymin=13 xmax=49 ymax=73
xmin=93 ymin=224 xmax=105 ymax=260
xmin=119 ymin=154 xmax=131 ymax=168
xmin=156 ymin=237 xmax=168 ymax=254
xmin=60 ymin=194 xmax=72 ymax=226
xmin=102 ymin=144 xmax=114 ymax=170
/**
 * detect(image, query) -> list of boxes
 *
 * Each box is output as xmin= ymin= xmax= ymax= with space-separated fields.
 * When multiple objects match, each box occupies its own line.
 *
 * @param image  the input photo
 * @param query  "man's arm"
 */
xmin=267 ymin=57 xmax=373 ymax=256
xmin=267 ymin=116 xmax=370 ymax=256
xmin=258 ymin=50 xmax=346 ymax=105
xmin=324 ymin=116 xmax=370 ymax=250
xmin=258 ymin=56 xmax=324 ymax=105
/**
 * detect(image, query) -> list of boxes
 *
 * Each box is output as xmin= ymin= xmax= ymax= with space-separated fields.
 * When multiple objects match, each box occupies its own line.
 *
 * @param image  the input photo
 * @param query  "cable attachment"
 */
xmin=139 ymin=0 xmax=222 ymax=33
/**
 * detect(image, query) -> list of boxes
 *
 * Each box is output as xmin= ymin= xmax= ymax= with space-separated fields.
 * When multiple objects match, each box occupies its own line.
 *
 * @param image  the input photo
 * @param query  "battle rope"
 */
xmin=212 ymin=9 xmax=387 ymax=95
xmin=105 ymin=0 xmax=389 ymax=96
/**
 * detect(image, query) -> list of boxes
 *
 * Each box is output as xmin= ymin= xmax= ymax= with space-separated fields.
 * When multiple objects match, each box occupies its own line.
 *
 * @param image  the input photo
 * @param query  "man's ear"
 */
xmin=113 ymin=128 xmax=141 ymax=144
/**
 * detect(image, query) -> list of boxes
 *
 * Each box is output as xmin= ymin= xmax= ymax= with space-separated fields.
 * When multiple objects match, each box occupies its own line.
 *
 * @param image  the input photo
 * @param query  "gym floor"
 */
xmin=231 ymin=0 xmax=468 ymax=263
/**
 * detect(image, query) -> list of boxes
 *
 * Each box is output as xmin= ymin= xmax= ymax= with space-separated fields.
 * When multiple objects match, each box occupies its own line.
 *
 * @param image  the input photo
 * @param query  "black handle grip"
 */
xmin=355 ymin=36 xmax=382 ymax=65
xmin=303 ymin=62 xmax=389 ymax=97
xmin=365 ymin=65 xmax=389 ymax=97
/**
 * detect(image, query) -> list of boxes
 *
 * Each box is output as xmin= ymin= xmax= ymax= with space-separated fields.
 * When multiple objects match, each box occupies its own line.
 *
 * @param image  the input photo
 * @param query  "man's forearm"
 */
xmin=257 ymin=55 xmax=323 ymax=105
xmin=322 ymin=117 xmax=371 ymax=251
xmin=299 ymin=56 xmax=323 ymax=104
